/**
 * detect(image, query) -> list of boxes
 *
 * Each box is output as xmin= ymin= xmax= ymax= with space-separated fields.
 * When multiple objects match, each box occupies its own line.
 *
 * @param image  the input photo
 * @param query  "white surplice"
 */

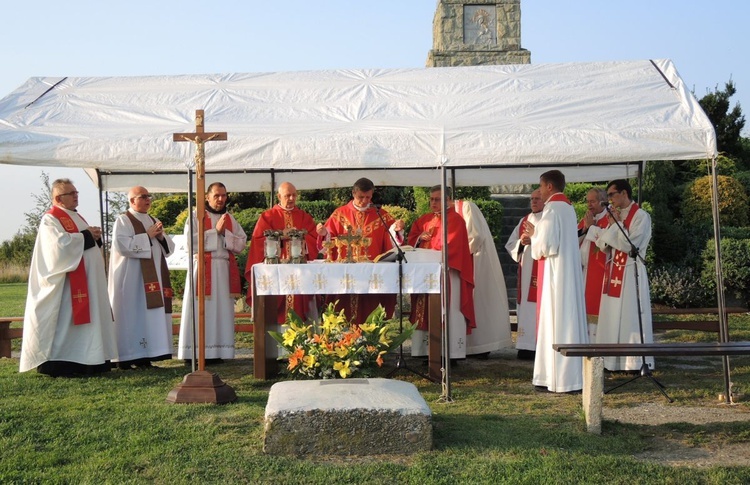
xmin=178 ymin=211 xmax=247 ymax=360
xmin=505 ymin=212 xmax=541 ymax=351
xmin=455 ymin=200 xmax=512 ymax=354
xmin=20 ymin=209 xmax=117 ymax=372
xmin=108 ymin=209 xmax=175 ymax=363
xmin=530 ymin=197 xmax=588 ymax=393
xmin=593 ymin=202 xmax=655 ymax=371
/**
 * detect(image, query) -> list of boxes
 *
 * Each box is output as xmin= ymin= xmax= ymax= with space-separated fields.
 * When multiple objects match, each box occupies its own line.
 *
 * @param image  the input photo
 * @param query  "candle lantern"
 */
xmin=263 ymin=230 xmax=282 ymax=264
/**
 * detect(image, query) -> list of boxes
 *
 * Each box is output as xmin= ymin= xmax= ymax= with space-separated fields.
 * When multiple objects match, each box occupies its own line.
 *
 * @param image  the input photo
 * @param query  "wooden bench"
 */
xmin=651 ymin=307 xmax=747 ymax=332
xmin=0 ymin=315 xmax=255 ymax=358
xmin=553 ymin=342 xmax=750 ymax=434
xmin=0 ymin=317 xmax=24 ymax=358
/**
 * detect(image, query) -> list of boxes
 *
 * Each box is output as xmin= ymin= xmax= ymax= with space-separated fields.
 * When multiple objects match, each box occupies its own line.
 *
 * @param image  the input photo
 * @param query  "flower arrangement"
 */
xmin=269 ymin=302 xmax=414 ymax=379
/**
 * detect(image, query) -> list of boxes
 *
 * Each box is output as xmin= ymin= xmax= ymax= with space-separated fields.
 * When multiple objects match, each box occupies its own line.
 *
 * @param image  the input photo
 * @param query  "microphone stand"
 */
xmin=602 ymin=203 xmax=672 ymax=402
xmin=372 ymin=205 xmax=433 ymax=381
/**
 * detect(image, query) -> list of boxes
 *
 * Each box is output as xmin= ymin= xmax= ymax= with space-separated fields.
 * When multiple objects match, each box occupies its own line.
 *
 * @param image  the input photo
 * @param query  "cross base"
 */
xmin=166 ymin=370 xmax=237 ymax=404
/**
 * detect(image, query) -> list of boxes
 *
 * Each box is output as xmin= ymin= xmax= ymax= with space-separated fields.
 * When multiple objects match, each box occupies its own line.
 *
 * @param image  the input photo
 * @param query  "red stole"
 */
xmin=517 ymin=213 xmax=538 ymax=303
xmin=603 ymin=203 xmax=639 ymax=298
xmin=47 ymin=206 xmax=90 ymax=325
xmin=202 ymin=212 xmax=242 ymax=298
xmin=578 ymin=214 xmax=609 ymax=315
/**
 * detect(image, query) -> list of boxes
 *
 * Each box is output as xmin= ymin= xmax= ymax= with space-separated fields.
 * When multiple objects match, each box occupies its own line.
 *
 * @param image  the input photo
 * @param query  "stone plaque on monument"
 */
xmin=463 ymin=5 xmax=497 ymax=45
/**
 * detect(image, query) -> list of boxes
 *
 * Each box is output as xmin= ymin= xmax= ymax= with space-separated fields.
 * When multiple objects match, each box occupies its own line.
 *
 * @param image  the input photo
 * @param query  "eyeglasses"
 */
xmin=429 ymin=197 xmax=443 ymax=202
xmin=133 ymin=194 xmax=153 ymax=200
xmin=606 ymin=191 xmax=619 ymax=197
xmin=59 ymin=191 xmax=79 ymax=197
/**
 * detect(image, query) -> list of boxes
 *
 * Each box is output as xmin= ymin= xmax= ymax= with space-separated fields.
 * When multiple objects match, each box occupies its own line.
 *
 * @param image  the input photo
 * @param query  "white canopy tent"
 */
xmin=0 ymin=59 xmax=715 ymax=191
xmin=0 ymin=59 xmax=729 ymax=398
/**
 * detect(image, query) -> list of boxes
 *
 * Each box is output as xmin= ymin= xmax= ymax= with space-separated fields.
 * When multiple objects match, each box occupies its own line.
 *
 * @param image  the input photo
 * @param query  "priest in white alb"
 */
xmin=594 ymin=179 xmax=655 ymax=372
xmin=505 ymin=189 xmax=544 ymax=360
xmin=454 ymin=198 xmax=512 ymax=357
xmin=109 ymin=186 xmax=175 ymax=369
xmin=20 ymin=178 xmax=117 ymax=377
xmin=526 ymin=170 xmax=588 ymax=393
xmin=178 ymin=182 xmax=246 ymax=364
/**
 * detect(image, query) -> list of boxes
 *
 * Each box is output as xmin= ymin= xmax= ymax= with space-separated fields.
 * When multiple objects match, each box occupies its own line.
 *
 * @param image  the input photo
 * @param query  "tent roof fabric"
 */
xmin=0 ymin=59 xmax=716 ymax=192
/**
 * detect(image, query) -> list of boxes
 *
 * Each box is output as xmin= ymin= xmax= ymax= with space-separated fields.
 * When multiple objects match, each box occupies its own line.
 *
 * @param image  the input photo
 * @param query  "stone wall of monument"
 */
xmin=427 ymin=0 xmax=530 ymax=67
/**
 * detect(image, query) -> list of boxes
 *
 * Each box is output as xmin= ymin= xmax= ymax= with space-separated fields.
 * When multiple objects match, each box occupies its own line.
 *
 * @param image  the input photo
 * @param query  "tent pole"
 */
xmin=710 ymin=155 xmax=732 ymax=403
xmin=439 ymin=164 xmax=453 ymax=402
xmin=96 ymin=170 xmax=109 ymax=273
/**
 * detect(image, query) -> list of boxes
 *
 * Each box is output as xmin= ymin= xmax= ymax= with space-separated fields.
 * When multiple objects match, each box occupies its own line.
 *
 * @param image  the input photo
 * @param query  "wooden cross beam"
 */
xmin=172 ymin=110 xmax=227 ymax=372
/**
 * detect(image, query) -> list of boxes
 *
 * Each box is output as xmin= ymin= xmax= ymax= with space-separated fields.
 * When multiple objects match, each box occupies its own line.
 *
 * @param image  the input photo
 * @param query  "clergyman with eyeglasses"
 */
xmin=19 ymin=178 xmax=118 ymax=377
xmin=108 ymin=186 xmax=175 ymax=370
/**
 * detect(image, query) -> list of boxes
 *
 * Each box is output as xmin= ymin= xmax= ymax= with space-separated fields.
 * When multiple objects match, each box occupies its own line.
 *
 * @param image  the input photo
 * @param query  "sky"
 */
xmin=1 ymin=0 xmax=748 ymax=242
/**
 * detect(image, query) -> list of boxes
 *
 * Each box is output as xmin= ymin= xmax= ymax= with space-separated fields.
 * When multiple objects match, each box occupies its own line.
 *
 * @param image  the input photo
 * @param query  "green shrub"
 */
xmin=0 ymin=232 xmax=36 ymax=267
xmin=171 ymin=269 xmax=187 ymax=299
xmin=683 ymin=175 xmax=748 ymax=227
xmin=472 ymin=199 xmax=503 ymax=247
xmin=150 ymin=194 xmax=188 ymax=228
xmin=296 ymin=200 xmax=337 ymax=224
xmin=649 ymin=264 xmax=712 ymax=308
xmin=167 ymin=209 xmax=189 ymax=234
xmin=701 ymin=236 xmax=750 ymax=306
xmin=564 ymin=182 xmax=596 ymax=204
xmin=233 ymin=207 xmax=266 ymax=236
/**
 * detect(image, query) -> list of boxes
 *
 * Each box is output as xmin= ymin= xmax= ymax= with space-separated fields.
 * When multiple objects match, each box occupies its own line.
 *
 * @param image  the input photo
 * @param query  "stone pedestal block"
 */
xmin=582 ymin=356 xmax=604 ymax=434
xmin=263 ymin=378 xmax=432 ymax=456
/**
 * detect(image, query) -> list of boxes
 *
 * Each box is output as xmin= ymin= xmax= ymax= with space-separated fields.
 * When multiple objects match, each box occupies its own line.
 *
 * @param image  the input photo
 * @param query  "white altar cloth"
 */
xmin=252 ymin=262 xmax=441 ymax=295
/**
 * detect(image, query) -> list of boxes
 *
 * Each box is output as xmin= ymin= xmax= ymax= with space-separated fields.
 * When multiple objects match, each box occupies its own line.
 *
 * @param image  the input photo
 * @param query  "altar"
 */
xmin=251 ymin=261 xmax=443 ymax=380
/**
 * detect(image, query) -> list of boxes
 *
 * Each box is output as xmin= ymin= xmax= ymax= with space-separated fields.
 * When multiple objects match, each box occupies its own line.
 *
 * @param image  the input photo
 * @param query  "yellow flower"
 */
xmin=321 ymin=312 xmax=342 ymax=333
xmin=334 ymin=345 xmax=349 ymax=358
xmin=378 ymin=326 xmax=391 ymax=346
xmin=302 ymin=354 xmax=317 ymax=369
xmin=359 ymin=322 xmax=377 ymax=333
xmin=333 ymin=360 xmax=353 ymax=378
xmin=282 ymin=328 xmax=298 ymax=347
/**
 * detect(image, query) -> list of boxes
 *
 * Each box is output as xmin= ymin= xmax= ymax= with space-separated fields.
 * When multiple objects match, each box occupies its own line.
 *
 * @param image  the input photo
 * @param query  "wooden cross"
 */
xmin=173 ymin=110 xmax=227 ymax=372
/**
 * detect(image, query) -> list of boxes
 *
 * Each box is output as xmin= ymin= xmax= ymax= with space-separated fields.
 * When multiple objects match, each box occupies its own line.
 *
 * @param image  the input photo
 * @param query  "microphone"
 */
xmin=600 ymin=201 xmax=611 ymax=208
xmin=369 ymin=203 xmax=382 ymax=209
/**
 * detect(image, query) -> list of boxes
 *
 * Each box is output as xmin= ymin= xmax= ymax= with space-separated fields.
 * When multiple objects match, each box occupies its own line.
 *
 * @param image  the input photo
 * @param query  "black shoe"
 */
xmin=205 ymin=358 xmax=225 ymax=365
xmin=534 ymin=385 xmax=551 ymax=393
xmin=517 ymin=349 xmax=536 ymax=361
xmin=117 ymin=362 xmax=134 ymax=370
xmin=467 ymin=352 xmax=490 ymax=360
xmin=565 ymin=389 xmax=582 ymax=395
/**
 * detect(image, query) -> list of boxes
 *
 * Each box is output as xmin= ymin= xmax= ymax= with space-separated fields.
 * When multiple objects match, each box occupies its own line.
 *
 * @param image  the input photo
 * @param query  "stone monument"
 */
xmin=426 ymin=0 xmax=531 ymax=67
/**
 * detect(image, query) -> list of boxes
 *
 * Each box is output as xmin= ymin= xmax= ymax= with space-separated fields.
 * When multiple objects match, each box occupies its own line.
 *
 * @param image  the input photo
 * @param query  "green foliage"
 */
xmin=170 ymin=269 xmax=187 ymax=298
xmin=649 ymin=264 xmax=712 ymax=308
xmin=233 ymin=207 xmax=265 ymax=236
xmin=23 ymin=171 xmax=52 ymax=234
xmin=682 ymin=175 xmax=748 ymax=226
xmin=412 ymin=186 xmax=430 ymax=214
xmin=698 ymin=80 xmax=746 ymax=160
xmin=382 ymin=205 xmax=418 ymax=233
xmin=296 ymin=200 xmax=337 ymax=224
xmin=0 ymin=233 xmax=36 ymax=268
xmin=167 ymin=209 xmax=189 ymax=234
xmin=701 ymin=236 xmax=750 ymax=306
xmin=563 ymin=182 xmax=596 ymax=204
xmin=472 ymin=199 xmax=503 ymax=246
xmin=454 ymin=186 xmax=491 ymax=200
xmin=149 ymin=194 xmax=188 ymax=228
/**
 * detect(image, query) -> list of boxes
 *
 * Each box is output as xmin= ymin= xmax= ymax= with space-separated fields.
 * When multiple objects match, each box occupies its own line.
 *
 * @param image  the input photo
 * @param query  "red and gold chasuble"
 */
xmin=578 ymin=214 xmax=609 ymax=316
xmin=602 ymin=203 xmax=640 ymax=299
xmin=47 ymin=206 xmax=90 ymax=325
xmin=201 ymin=212 xmax=242 ymax=298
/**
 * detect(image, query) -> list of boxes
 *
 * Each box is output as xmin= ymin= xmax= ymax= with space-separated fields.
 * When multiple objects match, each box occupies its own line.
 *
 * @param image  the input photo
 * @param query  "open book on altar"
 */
xmin=374 ymin=246 xmax=442 ymax=264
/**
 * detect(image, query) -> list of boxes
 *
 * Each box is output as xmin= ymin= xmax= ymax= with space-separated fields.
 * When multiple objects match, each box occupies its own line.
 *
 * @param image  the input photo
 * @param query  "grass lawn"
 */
xmin=2 ymin=283 xmax=750 ymax=483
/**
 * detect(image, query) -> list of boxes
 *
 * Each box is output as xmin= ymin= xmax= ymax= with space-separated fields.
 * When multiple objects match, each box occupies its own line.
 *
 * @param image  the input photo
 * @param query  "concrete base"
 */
xmin=263 ymin=378 xmax=432 ymax=456
xmin=582 ymin=357 xmax=604 ymax=434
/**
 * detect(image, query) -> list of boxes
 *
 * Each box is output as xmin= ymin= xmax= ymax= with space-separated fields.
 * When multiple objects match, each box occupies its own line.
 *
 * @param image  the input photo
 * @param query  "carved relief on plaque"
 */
xmin=463 ymin=5 xmax=497 ymax=45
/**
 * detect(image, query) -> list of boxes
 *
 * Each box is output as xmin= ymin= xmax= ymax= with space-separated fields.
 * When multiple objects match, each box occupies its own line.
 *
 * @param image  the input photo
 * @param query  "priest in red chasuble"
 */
xmin=408 ymin=185 xmax=475 ymax=360
xmin=577 ymin=187 xmax=609 ymax=342
xmin=245 ymin=182 xmax=319 ymax=324
xmin=316 ymin=177 xmax=398 ymax=324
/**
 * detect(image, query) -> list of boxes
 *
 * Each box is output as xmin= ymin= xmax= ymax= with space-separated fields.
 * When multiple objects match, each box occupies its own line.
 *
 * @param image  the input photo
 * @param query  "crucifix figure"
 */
xmin=172 ymin=110 xmax=227 ymax=372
